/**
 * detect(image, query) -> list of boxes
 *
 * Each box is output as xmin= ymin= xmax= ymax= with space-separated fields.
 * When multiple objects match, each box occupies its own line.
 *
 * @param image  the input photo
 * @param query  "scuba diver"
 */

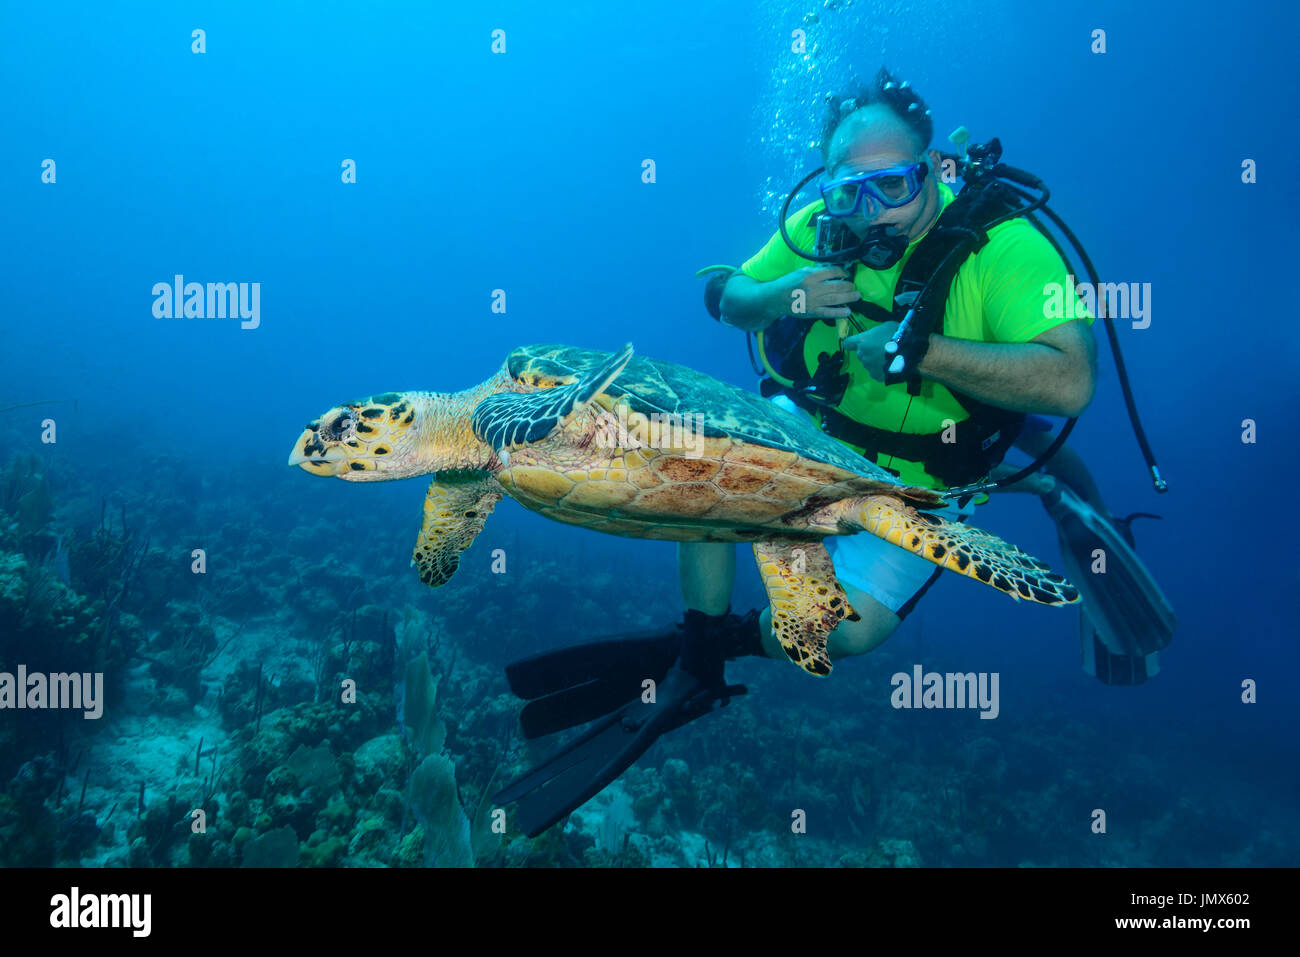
xmin=493 ymin=68 xmax=1175 ymax=837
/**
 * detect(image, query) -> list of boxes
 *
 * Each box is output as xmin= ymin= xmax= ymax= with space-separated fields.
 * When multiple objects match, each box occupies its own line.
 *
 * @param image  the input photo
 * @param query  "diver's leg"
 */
xmin=826 ymin=584 xmax=903 ymax=657
xmin=678 ymin=541 xmax=735 ymax=616
xmin=1013 ymin=429 xmax=1109 ymax=513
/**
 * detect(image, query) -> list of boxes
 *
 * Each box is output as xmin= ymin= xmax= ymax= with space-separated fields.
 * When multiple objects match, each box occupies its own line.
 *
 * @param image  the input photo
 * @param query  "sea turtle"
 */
xmin=287 ymin=343 xmax=1078 ymax=676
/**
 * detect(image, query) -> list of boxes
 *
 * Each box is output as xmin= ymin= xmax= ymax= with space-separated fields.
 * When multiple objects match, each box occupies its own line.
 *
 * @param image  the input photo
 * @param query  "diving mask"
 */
xmin=820 ymin=162 xmax=928 ymax=218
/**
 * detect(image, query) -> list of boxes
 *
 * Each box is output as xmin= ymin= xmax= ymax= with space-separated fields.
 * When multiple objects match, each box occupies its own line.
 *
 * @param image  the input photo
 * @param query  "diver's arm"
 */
xmin=918 ymin=320 xmax=1096 ymax=418
xmin=718 ymin=273 xmax=779 ymax=330
xmin=720 ymin=267 xmax=860 ymax=331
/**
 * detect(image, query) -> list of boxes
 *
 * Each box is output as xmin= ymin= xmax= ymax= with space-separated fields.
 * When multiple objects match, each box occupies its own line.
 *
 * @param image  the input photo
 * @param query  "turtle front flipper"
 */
xmin=412 ymin=473 xmax=503 ymax=587
xmin=471 ymin=343 xmax=633 ymax=452
xmin=753 ymin=540 xmax=859 ymax=677
xmin=815 ymin=495 xmax=1081 ymax=605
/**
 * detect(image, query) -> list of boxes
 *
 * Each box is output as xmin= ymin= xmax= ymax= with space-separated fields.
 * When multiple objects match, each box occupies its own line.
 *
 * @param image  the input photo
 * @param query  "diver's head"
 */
xmin=820 ymin=68 xmax=942 ymax=244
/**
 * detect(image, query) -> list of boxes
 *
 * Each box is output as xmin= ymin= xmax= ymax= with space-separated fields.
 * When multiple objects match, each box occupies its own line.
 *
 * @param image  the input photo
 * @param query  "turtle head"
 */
xmin=288 ymin=389 xmax=496 ymax=481
xmin=288 ymin=392 xmax=431 ymax=481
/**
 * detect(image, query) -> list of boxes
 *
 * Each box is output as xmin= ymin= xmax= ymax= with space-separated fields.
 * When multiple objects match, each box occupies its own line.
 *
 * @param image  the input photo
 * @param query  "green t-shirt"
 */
xmin=742 ymin=183 xmax=1091 ymax=487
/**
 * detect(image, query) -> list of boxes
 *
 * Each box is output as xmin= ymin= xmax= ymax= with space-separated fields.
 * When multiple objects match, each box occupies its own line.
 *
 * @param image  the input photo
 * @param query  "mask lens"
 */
xmin=823 ymin=180 xmax=861 ymax=216
xmin=822 ymin=163 xmax=922 ymax=217
xmin=875 ymin=173 xmax=910 ymax=201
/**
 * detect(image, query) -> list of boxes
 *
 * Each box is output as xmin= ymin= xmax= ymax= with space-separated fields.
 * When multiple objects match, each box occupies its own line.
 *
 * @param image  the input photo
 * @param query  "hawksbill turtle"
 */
xmin=287 ymin=343 xmax=1078 ymax=676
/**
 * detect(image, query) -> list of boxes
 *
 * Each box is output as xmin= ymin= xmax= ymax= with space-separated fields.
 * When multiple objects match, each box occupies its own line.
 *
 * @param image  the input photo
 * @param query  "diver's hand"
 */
xmin=775 ymin=266 xmax=860 ymax=320
xmin=843 ymin=322 xmax=901 ymax=381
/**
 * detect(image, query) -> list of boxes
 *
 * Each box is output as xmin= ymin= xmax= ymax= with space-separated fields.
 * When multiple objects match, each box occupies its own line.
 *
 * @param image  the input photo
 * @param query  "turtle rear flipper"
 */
xmin=753 ymin=540 xmax=858 ymax=677
xmin=412 ymin=473 xmax=502 ymax=587
xmin=816 ymin=495 xmax=1080 ymax=605
xmin=472 ymin=343 xmax=634 ymax=451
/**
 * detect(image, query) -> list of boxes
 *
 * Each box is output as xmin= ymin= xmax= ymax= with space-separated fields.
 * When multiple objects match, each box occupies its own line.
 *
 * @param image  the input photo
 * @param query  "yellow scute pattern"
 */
xmin=503 ymin=466 xmax=575 ymax=500
xmin=564 ymin=480 xmax=638 ymax=508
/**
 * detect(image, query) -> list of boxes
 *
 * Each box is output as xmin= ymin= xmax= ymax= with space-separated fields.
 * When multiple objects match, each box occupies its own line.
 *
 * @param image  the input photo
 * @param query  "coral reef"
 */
xmin=1 ymin=444 xmax=1295 ymax=870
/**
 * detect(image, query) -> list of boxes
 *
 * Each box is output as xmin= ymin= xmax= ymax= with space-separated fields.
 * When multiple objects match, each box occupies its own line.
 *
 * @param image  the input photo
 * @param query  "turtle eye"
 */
xmin=324 ymin=413 xmax=354 ymax=440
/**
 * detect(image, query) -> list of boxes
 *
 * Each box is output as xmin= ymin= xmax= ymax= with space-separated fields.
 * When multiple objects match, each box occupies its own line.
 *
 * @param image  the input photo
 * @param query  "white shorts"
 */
xmin=828 ymin=495 xmax=978 ymax=616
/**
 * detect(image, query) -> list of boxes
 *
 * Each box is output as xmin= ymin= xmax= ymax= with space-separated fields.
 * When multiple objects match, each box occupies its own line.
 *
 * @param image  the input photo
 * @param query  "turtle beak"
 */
xmin=288 ymin=426 xmax=349 ymax=475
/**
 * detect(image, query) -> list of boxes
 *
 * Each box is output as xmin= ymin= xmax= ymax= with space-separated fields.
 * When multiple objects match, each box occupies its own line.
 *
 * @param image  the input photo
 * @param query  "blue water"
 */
xmin=1 ymin=0 xmax=1296 ymax=867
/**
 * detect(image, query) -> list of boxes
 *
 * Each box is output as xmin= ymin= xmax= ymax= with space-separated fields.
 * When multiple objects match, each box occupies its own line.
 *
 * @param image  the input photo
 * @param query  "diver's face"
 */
xmin=826 ymin=106 xmax=940 ymax=241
